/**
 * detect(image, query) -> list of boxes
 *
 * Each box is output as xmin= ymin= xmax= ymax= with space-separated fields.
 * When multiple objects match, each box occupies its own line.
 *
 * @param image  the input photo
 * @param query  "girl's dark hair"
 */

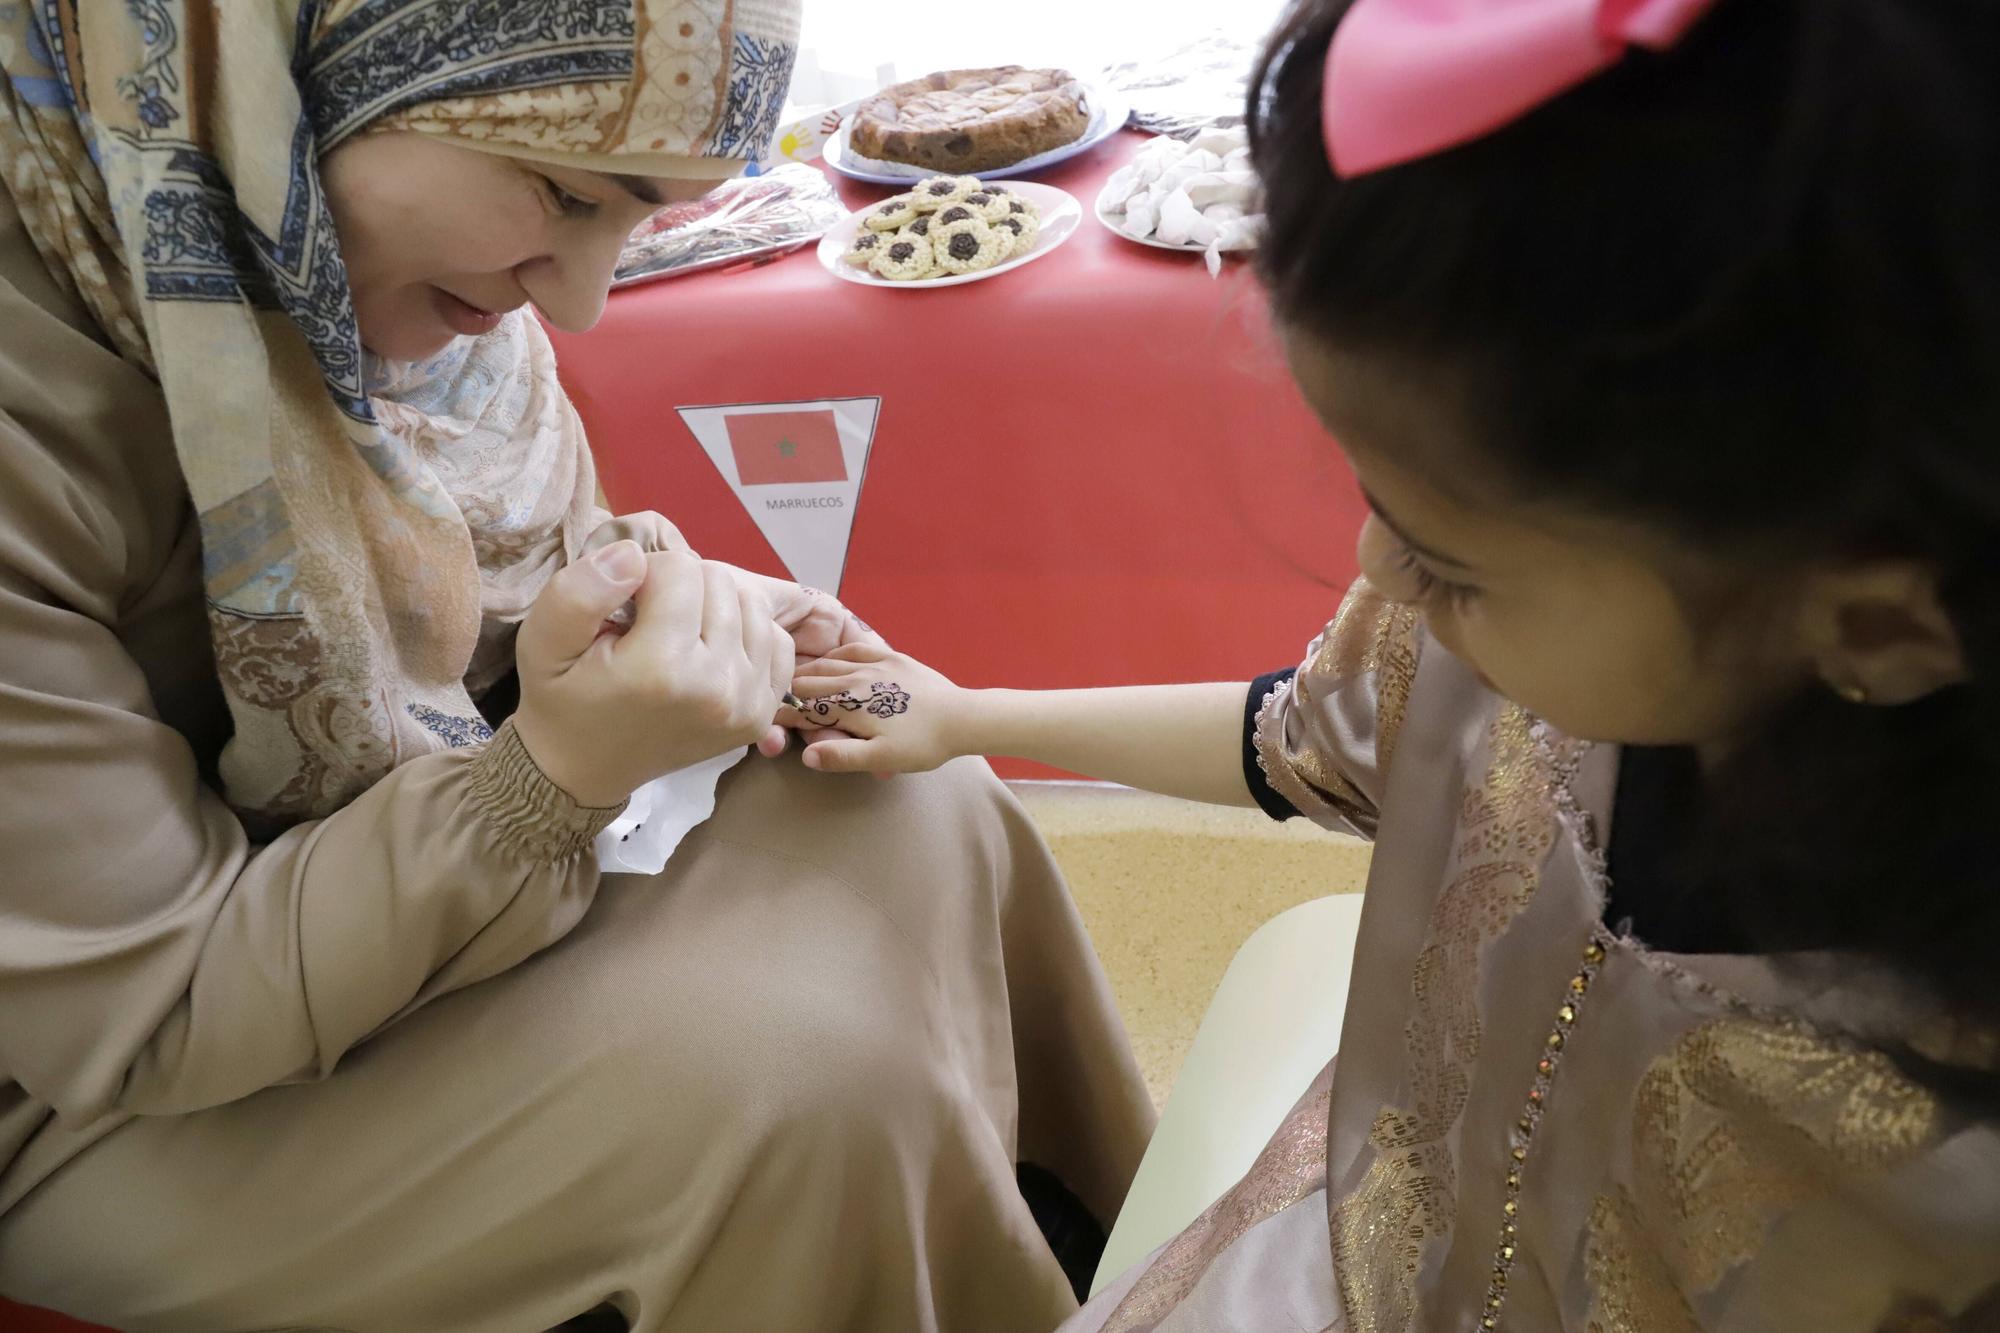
xmin=1251 ymin=0 xmax=2000 ymax=1096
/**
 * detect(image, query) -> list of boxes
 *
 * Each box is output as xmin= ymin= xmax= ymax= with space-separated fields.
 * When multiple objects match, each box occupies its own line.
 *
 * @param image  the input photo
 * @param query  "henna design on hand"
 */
xmin=860 ymin=682 xmax=910 ymax=717
xmin=798 ymin=681 xmax=911 ymax=721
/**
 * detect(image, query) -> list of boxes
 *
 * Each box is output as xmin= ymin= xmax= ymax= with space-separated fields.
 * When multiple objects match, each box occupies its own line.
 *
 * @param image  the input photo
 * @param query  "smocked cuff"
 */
xmin=466 ymin=719 xmax=626 ymax=862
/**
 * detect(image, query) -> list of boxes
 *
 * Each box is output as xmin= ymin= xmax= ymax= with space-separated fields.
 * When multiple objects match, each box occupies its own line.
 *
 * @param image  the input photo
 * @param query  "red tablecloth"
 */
xmin=546 ymin=131 xmax=1365 ymax=777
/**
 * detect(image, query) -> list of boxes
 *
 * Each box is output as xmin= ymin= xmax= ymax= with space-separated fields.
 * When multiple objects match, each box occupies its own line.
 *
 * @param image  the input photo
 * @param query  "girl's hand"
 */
xmin=740 ymin=575 xmax=887 ymax=758
xmin=512 ymin=542 xmax=795 ymax=807
xmin=785 ymin=642 xmax=965 ymax=775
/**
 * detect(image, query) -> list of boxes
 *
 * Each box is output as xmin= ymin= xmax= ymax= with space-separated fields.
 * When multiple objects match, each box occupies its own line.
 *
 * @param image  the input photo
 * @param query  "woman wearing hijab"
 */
xmin=0 ymin=4 xmax=1153 ymax=1328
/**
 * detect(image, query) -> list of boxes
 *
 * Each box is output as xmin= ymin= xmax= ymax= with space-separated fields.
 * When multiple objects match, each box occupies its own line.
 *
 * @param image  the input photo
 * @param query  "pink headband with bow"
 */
xmin=1321 ymin=0 xmax=1719 ymax=176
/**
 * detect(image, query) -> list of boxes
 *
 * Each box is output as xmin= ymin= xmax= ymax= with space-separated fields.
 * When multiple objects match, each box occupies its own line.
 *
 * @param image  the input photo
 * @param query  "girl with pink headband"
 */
xmin=790 ymin=0 xmax=2000 ymax=1325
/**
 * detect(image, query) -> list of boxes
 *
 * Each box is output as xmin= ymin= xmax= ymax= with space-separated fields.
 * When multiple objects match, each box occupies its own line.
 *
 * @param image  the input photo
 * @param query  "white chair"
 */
xmin=1091 ymin=892 xmax=1364 ymax=1295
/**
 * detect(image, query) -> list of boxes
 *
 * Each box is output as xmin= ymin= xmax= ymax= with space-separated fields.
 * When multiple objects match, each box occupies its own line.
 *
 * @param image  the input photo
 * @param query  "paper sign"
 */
xmin=753 ymin=99 xmax=861 ymax=173
xmin=678 ymin=397 xmax=880 ymax=594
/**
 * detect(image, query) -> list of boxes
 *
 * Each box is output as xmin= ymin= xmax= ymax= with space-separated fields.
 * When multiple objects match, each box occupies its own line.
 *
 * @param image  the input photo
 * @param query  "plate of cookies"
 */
xmin=817 ymin=177 xmax=1080 ymax=288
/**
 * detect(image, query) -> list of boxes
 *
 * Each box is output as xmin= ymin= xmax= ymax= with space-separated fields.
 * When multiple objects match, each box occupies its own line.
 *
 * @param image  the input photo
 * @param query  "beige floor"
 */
xmin=1012 ymin=782 xmax=1371 ymax=1107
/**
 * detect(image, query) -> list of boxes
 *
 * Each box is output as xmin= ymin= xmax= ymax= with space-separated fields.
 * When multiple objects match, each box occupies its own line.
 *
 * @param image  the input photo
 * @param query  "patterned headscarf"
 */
xmin=0 ymin=2 xmax=800 ymax=830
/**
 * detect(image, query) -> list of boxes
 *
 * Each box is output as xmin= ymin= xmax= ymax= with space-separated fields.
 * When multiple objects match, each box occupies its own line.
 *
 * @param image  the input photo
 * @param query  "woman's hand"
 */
xmin=582 ymin=513 xmax=880 ymax=756
xmin=785 ymin=642 xmax=966 ymax=775
xmin=582 ymin=509 xmax=693 ymax=559
xmin=730 ymin=570 xmax=884 ymax=660
xmin=512 ymin=540 xmax=795 ymax=807
xmin=583 ymin=512 xmax=877 ymax=662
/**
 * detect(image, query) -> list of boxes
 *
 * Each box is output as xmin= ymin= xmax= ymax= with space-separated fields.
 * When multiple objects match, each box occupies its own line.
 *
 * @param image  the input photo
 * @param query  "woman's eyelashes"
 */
xmin=540 ymin=177 xmax=599 ymax=218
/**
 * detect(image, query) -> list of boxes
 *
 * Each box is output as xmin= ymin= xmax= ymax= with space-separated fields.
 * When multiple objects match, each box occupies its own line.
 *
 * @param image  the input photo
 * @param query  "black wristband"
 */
xmin=1242 ymin=668 xmax=1300 ymax=822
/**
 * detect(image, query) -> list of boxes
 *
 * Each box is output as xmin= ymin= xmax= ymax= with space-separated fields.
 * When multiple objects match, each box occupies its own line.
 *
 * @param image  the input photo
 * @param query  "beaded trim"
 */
xmin=1477 ymin=932 xmax=1612 ymax=1330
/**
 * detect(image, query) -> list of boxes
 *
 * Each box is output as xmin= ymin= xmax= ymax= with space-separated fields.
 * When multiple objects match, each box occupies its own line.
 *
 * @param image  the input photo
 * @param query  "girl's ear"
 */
xmin=1796 ymin=561 xmax=1968 ymax=706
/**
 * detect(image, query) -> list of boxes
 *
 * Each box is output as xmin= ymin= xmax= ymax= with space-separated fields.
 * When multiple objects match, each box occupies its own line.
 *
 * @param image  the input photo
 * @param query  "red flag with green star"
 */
xmin=724 ymin=409 xmax=847 ymax=485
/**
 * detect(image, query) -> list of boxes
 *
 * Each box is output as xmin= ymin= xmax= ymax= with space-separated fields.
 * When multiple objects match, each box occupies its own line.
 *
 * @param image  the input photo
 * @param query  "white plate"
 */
xmin=817 ymin=182 xmax=1081 ymax=289
xmin=822 ymin=83 xmax=1131 ymax=185
xmin=1093 ymin=180 xmax=1205 ymax=253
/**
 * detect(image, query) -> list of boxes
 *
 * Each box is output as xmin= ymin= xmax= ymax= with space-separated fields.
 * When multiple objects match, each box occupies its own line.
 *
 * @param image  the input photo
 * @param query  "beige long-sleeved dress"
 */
xmin=0 ymin=185 xmax=1155 ymax=1333
xmin=1064 ymin=583 xmax=2000 ymax=1332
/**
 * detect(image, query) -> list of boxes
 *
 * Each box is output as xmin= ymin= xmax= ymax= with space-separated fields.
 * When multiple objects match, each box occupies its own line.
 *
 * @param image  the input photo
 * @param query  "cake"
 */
xmin=849 ymin=67 xmax=1091 ymax=174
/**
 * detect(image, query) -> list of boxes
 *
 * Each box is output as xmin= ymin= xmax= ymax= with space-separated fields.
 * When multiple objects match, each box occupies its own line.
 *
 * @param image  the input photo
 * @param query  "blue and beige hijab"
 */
xmin=0 ymin=2 xmax=799 ymax=828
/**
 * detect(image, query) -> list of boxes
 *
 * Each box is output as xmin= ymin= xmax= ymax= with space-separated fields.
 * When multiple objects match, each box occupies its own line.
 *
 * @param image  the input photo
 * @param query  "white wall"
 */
xmin=785 ymin=0 xmax=1287 ymax=115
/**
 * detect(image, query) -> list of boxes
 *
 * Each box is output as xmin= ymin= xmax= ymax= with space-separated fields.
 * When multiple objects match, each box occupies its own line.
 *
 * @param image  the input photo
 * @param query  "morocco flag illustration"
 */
xmin=725 ymin=409 xmax=848 ymax=485
xmin=676 ymin=398 xmax=882 ymax=595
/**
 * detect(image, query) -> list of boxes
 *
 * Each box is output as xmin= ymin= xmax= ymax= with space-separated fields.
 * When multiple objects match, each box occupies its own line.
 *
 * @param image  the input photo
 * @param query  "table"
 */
xmin=545 ymin=131 xmax=1366 ymax=778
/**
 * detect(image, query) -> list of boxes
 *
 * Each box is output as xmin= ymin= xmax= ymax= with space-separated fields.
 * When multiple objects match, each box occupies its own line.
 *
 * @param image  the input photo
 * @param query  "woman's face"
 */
xmin=320 ymin=131 xmax=711 ymax=361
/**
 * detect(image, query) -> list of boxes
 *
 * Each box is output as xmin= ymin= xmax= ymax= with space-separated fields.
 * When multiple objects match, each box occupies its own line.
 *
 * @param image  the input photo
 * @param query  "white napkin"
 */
xmin=592 ymin=746 xmax=748 ymax=875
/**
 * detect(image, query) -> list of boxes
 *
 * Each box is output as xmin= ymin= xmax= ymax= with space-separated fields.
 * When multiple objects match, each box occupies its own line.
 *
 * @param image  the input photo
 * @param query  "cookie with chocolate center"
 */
xmin=991 ymin=213 xmax=1034 ymax=259
xmin=866 ymin=195 xmax=920 ymax=231
xmin=911 ymin=175 xmax=977 ymax=211
xmin=844 ymin=230 xmax=887 ymax=267
xmin=962 ymin=190 xmax=1009 ymax=221
xmin=995 ymin=208 xmax=1039 ymax=252
xmin=869 ymin=231 xmax=937 ymax=280
xmin=931 ymin=217 xmax=1004 ymax=275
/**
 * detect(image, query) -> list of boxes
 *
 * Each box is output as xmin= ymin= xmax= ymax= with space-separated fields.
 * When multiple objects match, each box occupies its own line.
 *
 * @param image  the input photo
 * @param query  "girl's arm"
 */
xmin=791 ymin=579 xmax=1428 ymax=839
xmin=786 ymin=645 xmax=1258 ymax=806
xmin=958 ymin=683 xmax=1254 ymax=805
